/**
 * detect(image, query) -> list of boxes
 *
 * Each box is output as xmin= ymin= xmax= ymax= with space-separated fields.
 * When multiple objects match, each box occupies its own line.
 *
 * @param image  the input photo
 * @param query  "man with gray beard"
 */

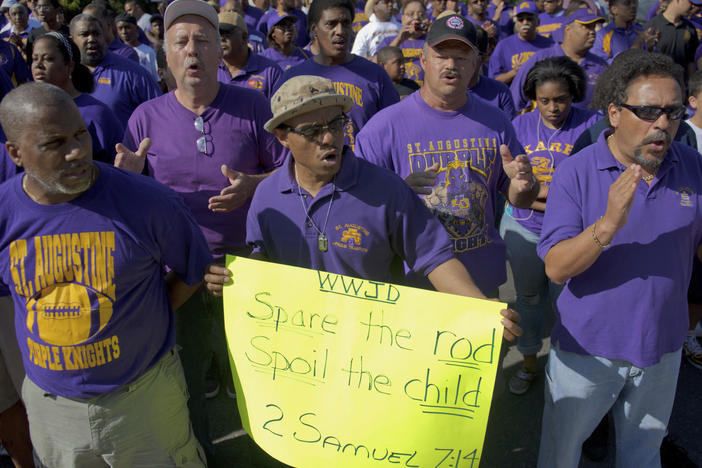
xmin=536 ymin=49 xmax=702 ymax=466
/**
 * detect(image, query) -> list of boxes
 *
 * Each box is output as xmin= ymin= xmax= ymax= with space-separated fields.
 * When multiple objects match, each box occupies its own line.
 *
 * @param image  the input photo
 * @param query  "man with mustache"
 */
xmin=536 ymin=50 xmax=702 ymax=467
xmin=510 ymin=7 xmax=607 ymax=112
xmin=356 ymin=14 xmax=539 ymax=297
xmin=70 ymin=13 xmax=161 ymax=127
xmin=488 ymin=1 xmax=554 ymax=85
xmin=0 ymin=82 xmax=212 ymax=467
xmin=115 ymin=0 xmax=287 ymax=460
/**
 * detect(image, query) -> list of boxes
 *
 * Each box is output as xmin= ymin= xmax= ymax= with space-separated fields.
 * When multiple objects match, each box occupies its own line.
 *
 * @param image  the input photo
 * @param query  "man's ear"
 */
xmin=608 ymin=102 xmax=621 ymax=129
xmin=272 ymin=127 xmax=290 ymax=148
xmin=5 ymin=141 xmax=23 ymax=168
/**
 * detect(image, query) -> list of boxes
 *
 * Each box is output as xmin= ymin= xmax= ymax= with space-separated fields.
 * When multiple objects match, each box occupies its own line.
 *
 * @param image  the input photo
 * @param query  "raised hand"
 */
xmin=601 ymin=164 xmax=641 ymax=234
xmin=114 ymin=138 xmax=151 ymax=174
xmin=207 ymin=165 xmax=256 ymax=213
xmin=404 ymin=162 xmax=439 ymax=195
xmin=501 ymin=144 xmax=534 ymax=193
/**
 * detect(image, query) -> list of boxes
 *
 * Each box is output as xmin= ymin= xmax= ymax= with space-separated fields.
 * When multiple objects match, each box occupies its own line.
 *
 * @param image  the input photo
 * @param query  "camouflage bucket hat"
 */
xmin=264 ymin=75 xmax=354 ymax=133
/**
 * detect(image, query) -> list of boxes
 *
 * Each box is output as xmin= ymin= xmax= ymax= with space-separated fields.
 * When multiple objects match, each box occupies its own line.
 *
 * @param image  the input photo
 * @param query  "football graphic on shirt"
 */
xmin=25 ymin=283 xmax=114 ymax=346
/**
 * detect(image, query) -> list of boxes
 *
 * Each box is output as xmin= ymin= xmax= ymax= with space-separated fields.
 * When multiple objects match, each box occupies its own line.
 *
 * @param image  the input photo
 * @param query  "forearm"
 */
xmin=544 ymin=218 xmax=615 ymax=284
xmin=530 ymin=200 xmax=547 ymax=211
xmin=494 ymin=68 xmax=517 ymax=84
xmin=166 ymin=272 xmax=202 ymax=309
xmin=507 ymin=177 xmax=539 ymax=209
xmin=427 ymin=258 xmax=487 ymax=299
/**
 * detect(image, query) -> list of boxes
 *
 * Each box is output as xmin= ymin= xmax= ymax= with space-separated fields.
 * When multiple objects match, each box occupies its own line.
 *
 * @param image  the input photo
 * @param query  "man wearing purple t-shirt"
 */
xmin=279 ymin=0 xmax=399 ymax=151
xmin=489 ymin=1 xmax=554 ymax=84
xmin=510 ymin=8 xmax=607 ymax=111
xmin=116 ymin=0 xmax=286 ymax=459
xmin=591 ymin=0 xmax=655 ymax=62
xmin=70 ymin=13 xmax=161 ymax=127
xmin=537 ymin=0 xmax=565 ymax=37
xmin=216 ymin=10 xmax=282 ymax=99
xmin=0 ymin=82 xmax=212 ymax=468
xmin=536 ymin=51 xmax=702 ymax=467
xmin=357 ymin=15 xmax=539 ymax=295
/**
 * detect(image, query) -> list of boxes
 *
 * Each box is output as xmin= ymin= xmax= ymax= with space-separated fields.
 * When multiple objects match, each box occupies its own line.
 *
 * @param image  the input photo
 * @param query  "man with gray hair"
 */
xmin=70 ymin=12 xmax=160 ymax=126
xmin=536 ymin=50 xmax=702 ymax=466
xmin=0 ymin=82 xmax=212 ymax=467
xmin=116 ymin=0 xmax=287 ymax=458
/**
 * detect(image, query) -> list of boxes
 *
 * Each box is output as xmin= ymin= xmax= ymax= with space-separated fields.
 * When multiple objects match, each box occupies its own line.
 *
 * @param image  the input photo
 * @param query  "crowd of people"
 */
xmin=0 ymin=0 xmax=699 ymax=465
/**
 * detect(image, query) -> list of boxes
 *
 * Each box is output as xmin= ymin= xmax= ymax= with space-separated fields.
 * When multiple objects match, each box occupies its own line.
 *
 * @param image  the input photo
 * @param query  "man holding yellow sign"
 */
xmin=204 ymin=74 xmax=521 ymax=340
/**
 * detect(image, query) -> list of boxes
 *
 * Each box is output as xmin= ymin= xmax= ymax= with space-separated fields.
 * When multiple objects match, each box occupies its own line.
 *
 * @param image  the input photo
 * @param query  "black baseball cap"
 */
xmin=426 ymin=14 xmax=478 ymax=51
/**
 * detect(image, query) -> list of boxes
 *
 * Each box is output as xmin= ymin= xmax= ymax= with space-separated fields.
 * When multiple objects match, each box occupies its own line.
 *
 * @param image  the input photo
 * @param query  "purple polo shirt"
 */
xmin=487 ymin=1 xmax=515 ymax=40
xmin=123 ymin=84 xmax=287 ymax=255
xmin=469 ymin=76 xmax=516 ymax=119
xmin=510 ymin=44 xmax=608 ymax=112
xmin=244 ymin=5 xmax=264 ymax=30
xmin=280 ymin=56 xmax=400 ymax=151
xmin=537 ymin=132 xmax=702 ymax=366
xmin=537 ymin=11 xmax=565 ymax=38
xmin=356 ymin=92 xmax=524 ymax=294
xmin=74 ymin=93 xmax=125 ymax=165
xmin=507 ymin=106 xmax=597 ymax=234
xmin=257 ymin=8 xmax=308 ymax=48
xmin=591 ymin=22 xmax=644 ymax=62
xmin=465 ymin=15 xmax=499 ymax=39
xmin=377 ymin=35 xmax=426 ymax=86
xmin=108 ymin=38 xmax=140 ymax=63
xmin=89 ymin=52 xmax=161 ymax=127
xmin=488 ymin=34 xmax=554 ymax=79
xmin=259 ymin=46 xmax=310 ymax=71
xmin=217 ymin=52 xmax=283 ymax=100
xmin=247 ymin=148 xmax=454 ymax=281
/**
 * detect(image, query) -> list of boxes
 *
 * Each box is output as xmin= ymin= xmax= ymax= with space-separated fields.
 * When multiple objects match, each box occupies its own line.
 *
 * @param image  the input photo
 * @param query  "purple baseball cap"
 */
xmin=514 ymin=1 xmax=539 ymax=16
xmin=564 ymin=8 xmax=605 ymax=26
xmin=266 ymin=11 xmax=297 ymax=33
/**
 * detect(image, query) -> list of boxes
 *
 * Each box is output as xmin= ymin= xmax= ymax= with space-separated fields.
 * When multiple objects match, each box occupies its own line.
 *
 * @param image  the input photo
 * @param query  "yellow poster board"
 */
xmin=224 ymin=256 xmax=506 ymax=468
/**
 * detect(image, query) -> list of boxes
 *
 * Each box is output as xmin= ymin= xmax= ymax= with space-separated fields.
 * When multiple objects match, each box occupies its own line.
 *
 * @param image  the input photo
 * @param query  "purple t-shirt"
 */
xmin=0 ymin=40 xmax=29 ymax=84
xmin=280 ymin=56 xmax=400 ymax=151
xmin=259 ymin=46 xmax=310 ymax=71
xmin=356 ymin=92 xmax=524 ymax=294
xmin=216 ymin=53 xmax=283 ymax=100
xmin=377 ymin=35 xmax=426 ymax=86
xmin=244 ymin=5 xmax=265 ymax=31
xmin=470 ymin=76 xmax=516 ymax=119
xmin=487 ymin=1 xmax=515 ymax=40
xmin=506 ymin=106 xmax=597 ymax=234
xmin=488 ymin=34 xmax=554 ymax=79
xmin=89 ymin=52 xmax=161 ymax=128
xmin=257 ymin=8 xmax=308 ymax=48
xmin=0 ymin=163 xmax=212 ymax=398
xmin=510 ymin=44 xmax=608 ymax=112
xmin=537 ymin=11 xmax=565 ymax=38
xmin=123 ymin=84 xmax=287 ymax=256
xmin=74 ymin=93 xmax=124 ymax=165
xmin=591 ymin=22 xmax=643 ymax=62
xmin=537 ymin=133 xmax=702 ymax=366
xmin=353 ymin=2 xmax=369 ymax=33
xmin=108 ymin=38 xmax=139 ymax=63
xmin=247 ymin=148 xmax=454 ymax=281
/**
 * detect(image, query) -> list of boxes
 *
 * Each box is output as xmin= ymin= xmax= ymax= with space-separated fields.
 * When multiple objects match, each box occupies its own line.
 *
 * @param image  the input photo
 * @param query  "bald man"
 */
xmin=0 ymin=82 xmax=212 ymax=467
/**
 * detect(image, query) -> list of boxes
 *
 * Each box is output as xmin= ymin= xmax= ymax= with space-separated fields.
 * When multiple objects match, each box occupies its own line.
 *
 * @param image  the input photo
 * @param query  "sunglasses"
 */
xmin=281 ymin=114 xmax=349 ymax=140
xmin=194 ymin=116 xmax=213 ymax=156
xmin=620 ymin=104 xmax=686 ymax=122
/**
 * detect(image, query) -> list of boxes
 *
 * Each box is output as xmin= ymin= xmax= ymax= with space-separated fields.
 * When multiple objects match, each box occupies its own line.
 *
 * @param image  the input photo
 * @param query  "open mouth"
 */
xmin=320 ymin=151 xmax=340 ymax=166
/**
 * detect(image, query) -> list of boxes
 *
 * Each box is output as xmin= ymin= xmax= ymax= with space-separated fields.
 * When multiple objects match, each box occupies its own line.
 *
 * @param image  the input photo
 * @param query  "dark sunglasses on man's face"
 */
xmin=620 ymin=104 xmax=686 ymax=122
xmin=280 ymin=114 xmax=349 ymax=140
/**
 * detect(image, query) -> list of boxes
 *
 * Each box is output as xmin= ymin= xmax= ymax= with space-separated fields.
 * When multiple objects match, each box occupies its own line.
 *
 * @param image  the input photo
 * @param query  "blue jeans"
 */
xmin=537 ymin=346 xmax=681 ymax=468
xmin=500 ymin=214 xmax=561 ymax=356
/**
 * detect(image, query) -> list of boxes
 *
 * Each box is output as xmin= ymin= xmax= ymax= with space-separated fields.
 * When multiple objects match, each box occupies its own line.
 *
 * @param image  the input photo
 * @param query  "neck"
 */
xmin=223 ymin=49 xmax=249 ymax=70
xmin=613 ymin=16 xmax=630 ymax=28
xmin=663 ymin=8 xmax=681 ymax=24
xmin=174 ymin=81 xmax=220 ymax=114
xmin=64 ymin=80 xmax=80 ymax=98
xmin=279 ymin=41 xmax=294 ymax=54
xmin=691 ymin=111 xmax=702 ymax=128
xmin=420 ymin=85 xmax=467 ymax=111
xmin=314 ymin=51 xmax=351 ymax=66
xmin=470 ymin=11 xmax=486 ymax=20
xmin=294 ymin=162 xmax=334 ymax=197
xmin=125 ymin=38 xmax=140 ymax=47
xmin=560 ymin=40 xmax=586 ymax=61
xmin=42 ymin=18 xmax=58 ymax=29
xmin=277 ymin=4 xmax=292 ymax=13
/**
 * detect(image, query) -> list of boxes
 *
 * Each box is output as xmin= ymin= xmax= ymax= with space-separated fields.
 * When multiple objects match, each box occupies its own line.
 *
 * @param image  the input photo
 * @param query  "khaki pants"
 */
xmin=23 ymin=349 xmax=206 ymax=468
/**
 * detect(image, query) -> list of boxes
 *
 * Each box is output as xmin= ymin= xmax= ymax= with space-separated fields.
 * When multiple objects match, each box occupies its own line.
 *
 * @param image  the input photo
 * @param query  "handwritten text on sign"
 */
xmin=223 ymin=257 xmax=505 ymax=468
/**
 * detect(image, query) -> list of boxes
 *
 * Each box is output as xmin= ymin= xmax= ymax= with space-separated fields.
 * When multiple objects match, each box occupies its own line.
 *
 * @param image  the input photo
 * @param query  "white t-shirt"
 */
xmin=351 ymin=14 xmax=400 ymax=58
xmin=686 ymin=119 xmax=702 ymax=152
xmin=133 ymin=43 xmax=159 ymax=82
